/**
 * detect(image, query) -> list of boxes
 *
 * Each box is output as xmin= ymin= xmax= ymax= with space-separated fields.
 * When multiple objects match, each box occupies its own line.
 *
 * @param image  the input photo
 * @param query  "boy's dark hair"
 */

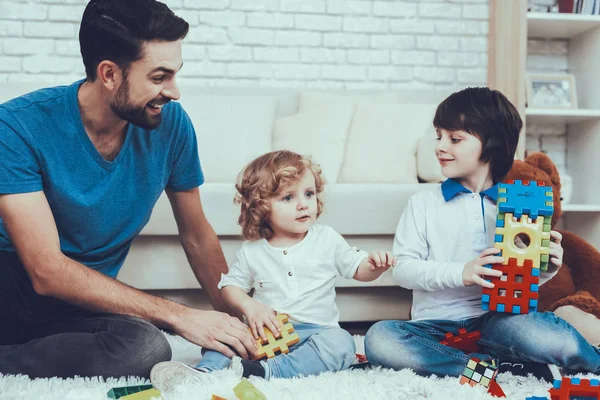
xmin=79 ymin=0 xmax=189 ymax=81
xmin=433 ymin=87 xmax=522 ymax=183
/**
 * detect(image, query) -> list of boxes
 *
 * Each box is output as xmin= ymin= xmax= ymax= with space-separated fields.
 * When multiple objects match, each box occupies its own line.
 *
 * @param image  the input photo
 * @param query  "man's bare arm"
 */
xmin=166 ymin=187 xmax=237 ymax=316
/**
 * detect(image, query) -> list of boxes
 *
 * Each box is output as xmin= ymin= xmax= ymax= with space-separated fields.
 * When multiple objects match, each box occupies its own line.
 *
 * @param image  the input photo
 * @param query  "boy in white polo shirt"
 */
xmin=152 ymin=150 xmax=394 ymax=386
xmin=364 ymin=87 xmax=600 ymax=379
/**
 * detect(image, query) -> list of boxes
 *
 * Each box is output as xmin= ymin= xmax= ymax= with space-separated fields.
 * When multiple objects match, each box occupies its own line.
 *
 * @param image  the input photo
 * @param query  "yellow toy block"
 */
xmin=494 ymin=212 xmax=550 ymax=270
xmin=234 ymin=378 xmax=267 ymax=400
xmin=251 ymin=314 xmax=300 ymax=360
xmin=120 ymin=388 xmax=162 ymax=400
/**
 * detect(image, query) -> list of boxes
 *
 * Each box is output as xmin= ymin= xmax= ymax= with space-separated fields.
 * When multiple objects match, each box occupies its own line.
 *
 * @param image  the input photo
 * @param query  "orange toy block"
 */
xmin=439 ymin=328 xmax=481 ymax=354
xmin=549 ymin=377 xmax=600 ymax=400
xmin=251 ymin=314 xmax=300 ymax=360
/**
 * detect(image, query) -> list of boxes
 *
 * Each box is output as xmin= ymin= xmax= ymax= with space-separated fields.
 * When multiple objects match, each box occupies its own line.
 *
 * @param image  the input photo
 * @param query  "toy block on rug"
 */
xmin=548 ymin=377 xmax=600 ymax=400
xmin=439 ymin=328 xmax=481 ymax=353
xmin=107 ymin=385 xmax=156 ymax=399
xmin=233 ymin=378 xmax=267 ymax=400
xmin=120 ymin=389 xmax=162 ymax=400
xmin=251 ymin=314 xmax=300 ymax=360
xmin=459 ymin=358 xmax=506 ymax=398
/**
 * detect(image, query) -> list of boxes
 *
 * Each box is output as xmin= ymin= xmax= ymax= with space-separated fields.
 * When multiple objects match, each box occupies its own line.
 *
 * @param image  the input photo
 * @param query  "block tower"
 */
xmin=481 ymin=180 xmax=553 ymax=314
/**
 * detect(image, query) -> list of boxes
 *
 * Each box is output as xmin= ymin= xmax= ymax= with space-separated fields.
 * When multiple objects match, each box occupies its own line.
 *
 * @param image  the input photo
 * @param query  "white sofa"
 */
xmin=0 ymin=83 xmax=450 ymax=322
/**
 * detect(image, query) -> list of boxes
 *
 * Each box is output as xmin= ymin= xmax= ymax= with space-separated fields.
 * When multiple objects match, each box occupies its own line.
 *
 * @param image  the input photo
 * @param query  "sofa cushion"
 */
xmin=178 ymin=94 xmax=276 ymax=183
xmin=338 ymin=103 xmax=435 ymax=184
xmin=417 ymin=134 xmax=446 ymax=183
xmin=272 ymin=104 xmax=354 ymax=183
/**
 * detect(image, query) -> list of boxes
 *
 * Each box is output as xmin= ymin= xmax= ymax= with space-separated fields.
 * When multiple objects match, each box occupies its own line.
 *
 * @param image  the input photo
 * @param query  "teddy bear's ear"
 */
xmin=525 ymin=152 xmax=562 ymax=191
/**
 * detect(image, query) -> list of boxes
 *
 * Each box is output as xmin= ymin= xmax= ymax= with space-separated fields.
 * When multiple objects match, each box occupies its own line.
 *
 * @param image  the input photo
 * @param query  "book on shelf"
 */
xmin=559 ymin=0 xmax=600 ymax=14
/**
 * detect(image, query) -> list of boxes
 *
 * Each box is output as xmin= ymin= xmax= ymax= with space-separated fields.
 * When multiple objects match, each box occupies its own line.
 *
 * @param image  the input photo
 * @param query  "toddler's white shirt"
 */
xmin=219 ymin=224 xmax=368 ymax=327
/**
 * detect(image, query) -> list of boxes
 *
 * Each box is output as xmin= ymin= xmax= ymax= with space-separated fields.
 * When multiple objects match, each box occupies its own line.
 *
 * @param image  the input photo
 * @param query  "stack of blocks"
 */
xmin=482 ymin=180 xmax=553 ymax=314
xmin=251 ymin=314 xmax=300 ymax=360
xmin=548 ymin=377 xmax=600 ymax=400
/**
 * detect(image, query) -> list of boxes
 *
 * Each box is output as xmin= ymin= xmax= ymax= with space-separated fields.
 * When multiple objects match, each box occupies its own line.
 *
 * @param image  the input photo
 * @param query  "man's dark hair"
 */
xmin=433 ymin=87 xmax=523 ymax=183
xmin=79 ymin=0 xmax=189 ymax=81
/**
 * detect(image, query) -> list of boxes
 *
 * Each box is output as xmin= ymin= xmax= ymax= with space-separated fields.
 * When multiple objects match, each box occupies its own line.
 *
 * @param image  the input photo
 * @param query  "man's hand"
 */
xmin=463 ymin=248 xmax=504 ymax=288
xmin=243 ymin=300 xmax=283 ymax=342
xmin=174 ymin=308 xmax=257 ymax=359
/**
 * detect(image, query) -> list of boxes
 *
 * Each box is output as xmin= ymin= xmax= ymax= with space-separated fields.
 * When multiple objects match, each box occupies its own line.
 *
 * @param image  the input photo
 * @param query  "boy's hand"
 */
xmin=367 ymin=250 xmax=396 ymax=272
xmin=549 ymin=230 xmax=563 ymax=268
xmin=243 ymin=300 xmax=284 ymax=342
xmin=463 ymin=248 xmax=504 ymax=288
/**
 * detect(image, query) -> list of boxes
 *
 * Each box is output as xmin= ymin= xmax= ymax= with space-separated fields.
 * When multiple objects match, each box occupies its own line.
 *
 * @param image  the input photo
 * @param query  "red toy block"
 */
xmin=488 ymin=380 xmax=506 ymax=398
xmin=439 ymin=328 xmax=482 ymax=354
xmin=549 ymin=377 xmax=600 ymax=400
xmin=482 ymin=258 xmax=539 ymax=314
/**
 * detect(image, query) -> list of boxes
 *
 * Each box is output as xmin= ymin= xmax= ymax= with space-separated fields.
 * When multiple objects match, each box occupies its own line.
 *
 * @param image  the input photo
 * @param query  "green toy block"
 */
xmin=233 ymin=378 xmax=267 ymax=400
xmin=107 ymin=385 xmax=154 ymax=399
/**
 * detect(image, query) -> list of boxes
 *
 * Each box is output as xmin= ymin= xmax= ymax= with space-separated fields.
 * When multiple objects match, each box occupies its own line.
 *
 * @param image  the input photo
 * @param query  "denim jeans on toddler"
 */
xmin=197 ymin=320 xmax=356 ymax=379
xmin=364 ymin=311 xmax=600 ymax=377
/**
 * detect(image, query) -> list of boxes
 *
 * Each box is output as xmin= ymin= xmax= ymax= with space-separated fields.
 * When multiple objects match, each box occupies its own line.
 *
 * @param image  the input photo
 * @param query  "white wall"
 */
xmin=0 ymin=0 xmax=567 ymax=168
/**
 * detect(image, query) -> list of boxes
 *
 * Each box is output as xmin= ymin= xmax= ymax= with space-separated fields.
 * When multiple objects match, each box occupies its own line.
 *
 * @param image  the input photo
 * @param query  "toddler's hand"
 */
xmin=367 ymin=250 xmax=396 ymax=272
xmin=463 ymin=248 xmax=504 ymax=288
xmin=243 ymin=300 xmax=283 ymax=342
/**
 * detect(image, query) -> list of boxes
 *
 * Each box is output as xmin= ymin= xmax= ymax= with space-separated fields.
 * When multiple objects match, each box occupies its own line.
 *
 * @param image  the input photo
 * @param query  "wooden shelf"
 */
xmin=526 ymin=108 xmax=600 ymax=124
xmin=528 ymin=12 xmax=600 ymax=39
xmin=562 ymin=204 xmax=600 ymax=212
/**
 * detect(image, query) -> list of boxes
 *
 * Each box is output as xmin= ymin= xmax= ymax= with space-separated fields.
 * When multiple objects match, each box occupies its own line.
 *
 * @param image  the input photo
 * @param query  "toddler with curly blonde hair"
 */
xmin=185 ymin=150 xmax=396 ymax=380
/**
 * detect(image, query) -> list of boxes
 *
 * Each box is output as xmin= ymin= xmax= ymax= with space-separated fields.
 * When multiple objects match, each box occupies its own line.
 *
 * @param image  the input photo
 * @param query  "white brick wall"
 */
xmin=0 ymin=0 xmax=489 ymax=90
xmin=526 ymin=38 xmax=569 ymax=172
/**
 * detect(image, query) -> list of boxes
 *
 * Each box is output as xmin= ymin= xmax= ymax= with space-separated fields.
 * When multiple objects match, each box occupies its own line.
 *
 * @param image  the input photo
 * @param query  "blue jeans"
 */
xmin=364 ymin=311 xmax=600 ymax=377
xmin=197 ymin=321 xmax=356 ymax=379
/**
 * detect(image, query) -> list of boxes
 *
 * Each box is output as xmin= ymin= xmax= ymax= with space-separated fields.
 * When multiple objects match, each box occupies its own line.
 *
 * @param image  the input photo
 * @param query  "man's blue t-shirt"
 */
xmin=0 ymin=80 xmax=204 ymax=278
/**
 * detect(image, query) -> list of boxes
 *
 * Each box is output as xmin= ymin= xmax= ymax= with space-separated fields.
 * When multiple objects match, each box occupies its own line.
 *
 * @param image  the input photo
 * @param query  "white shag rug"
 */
xmin=1 ymin=333 xmax=598 ymax=400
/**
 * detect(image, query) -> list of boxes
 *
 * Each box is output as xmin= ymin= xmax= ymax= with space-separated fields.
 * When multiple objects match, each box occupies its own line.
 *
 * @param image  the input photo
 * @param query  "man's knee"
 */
xmin=107 ymin=316 xmax=172 ymax=378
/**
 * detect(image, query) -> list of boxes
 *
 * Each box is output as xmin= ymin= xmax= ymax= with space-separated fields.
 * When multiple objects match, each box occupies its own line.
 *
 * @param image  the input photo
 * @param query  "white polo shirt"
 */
xmin=218 ymin=224 xmax=368 ymax=327
xmin=393 ymin=179 xmax=557 ymax=321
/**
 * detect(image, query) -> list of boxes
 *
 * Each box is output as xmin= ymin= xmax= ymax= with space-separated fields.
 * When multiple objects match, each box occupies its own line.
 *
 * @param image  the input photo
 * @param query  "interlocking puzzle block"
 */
xmin=439 ymin=328 xmax=481 ymax=353
xmin=459 ymin=358 xmax=499 ymax=389
xmin=495 ymin=212 xmax=551 ymax=271
xmin=548 ymin=377 xmax=600 ymax=400
xmin=482 ymin=258 xmax=540 ymax=314
xmin=107 ymin=385 xmax=154 ymax=399
xmin=251 ymin=314 xmax=300 ymax=360
xmin=498 ymin=180 xmax=553 ymax=220
xmin=120 ymin=388 xmax=162 ymax=400
xmin=233 ymin=378 xmax=267 ymax=400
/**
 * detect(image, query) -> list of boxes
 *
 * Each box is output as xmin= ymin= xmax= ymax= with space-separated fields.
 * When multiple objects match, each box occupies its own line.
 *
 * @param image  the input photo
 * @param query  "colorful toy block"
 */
xmin=494 ymin=212 xmax=551 ymax=271
xmin=459 ymin=358 xmax=499 ymax=388
xmin=120 ymin=389 xmax=162 ymax=400
xmin=548 ymin=377 xmax=600 ymax=400
xmin=488 ymin=380 xmax=506 ymax=398
xmin=251 ymin=314 xmax=300 ymax=360
xmin=107 ymin=385 xmax=155 ymax=399
xmin=233 ymin=378 xmax=267 ymax=400
xmin=498 ymin=180 xmax=553 ymax=220
xmin=439 ymin=328 xmax=481 ymax=354
xmin=482 ymin=258 xmax=540 ymax=314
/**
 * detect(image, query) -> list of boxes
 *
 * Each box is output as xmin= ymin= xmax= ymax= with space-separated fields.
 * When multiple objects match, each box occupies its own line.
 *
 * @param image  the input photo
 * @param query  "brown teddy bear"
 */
xmin=505 ymin=151 xmax=600 ymax=346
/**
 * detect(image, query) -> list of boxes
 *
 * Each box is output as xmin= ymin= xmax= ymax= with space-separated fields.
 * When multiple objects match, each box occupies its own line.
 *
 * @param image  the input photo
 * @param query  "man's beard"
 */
xmin=109 ymin=78 xmax=163 ymax=130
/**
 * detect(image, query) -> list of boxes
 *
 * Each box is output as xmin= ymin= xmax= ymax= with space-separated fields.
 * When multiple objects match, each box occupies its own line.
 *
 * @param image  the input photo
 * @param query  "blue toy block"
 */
xmin=494 ymin=234 xmax=503 ymax=243
xmin=532 ymin=268 xmax=540 ymax=277
xmin=497 ymin=180 xmax=553 ymax=220
xmin=525 ymin=397 xmax=549 ymax=400
xmin=512 ymin=305 xmax=520 ymax=314
xmin=482 ymin=294 xmax=490 ymax=303
xmin=497 ymin=304 xmax=505 ymax=312
xmin=530 ymin=283 xmax=539 ymax=292
xmin=591 ymin=379 xmax=600 ymax=386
